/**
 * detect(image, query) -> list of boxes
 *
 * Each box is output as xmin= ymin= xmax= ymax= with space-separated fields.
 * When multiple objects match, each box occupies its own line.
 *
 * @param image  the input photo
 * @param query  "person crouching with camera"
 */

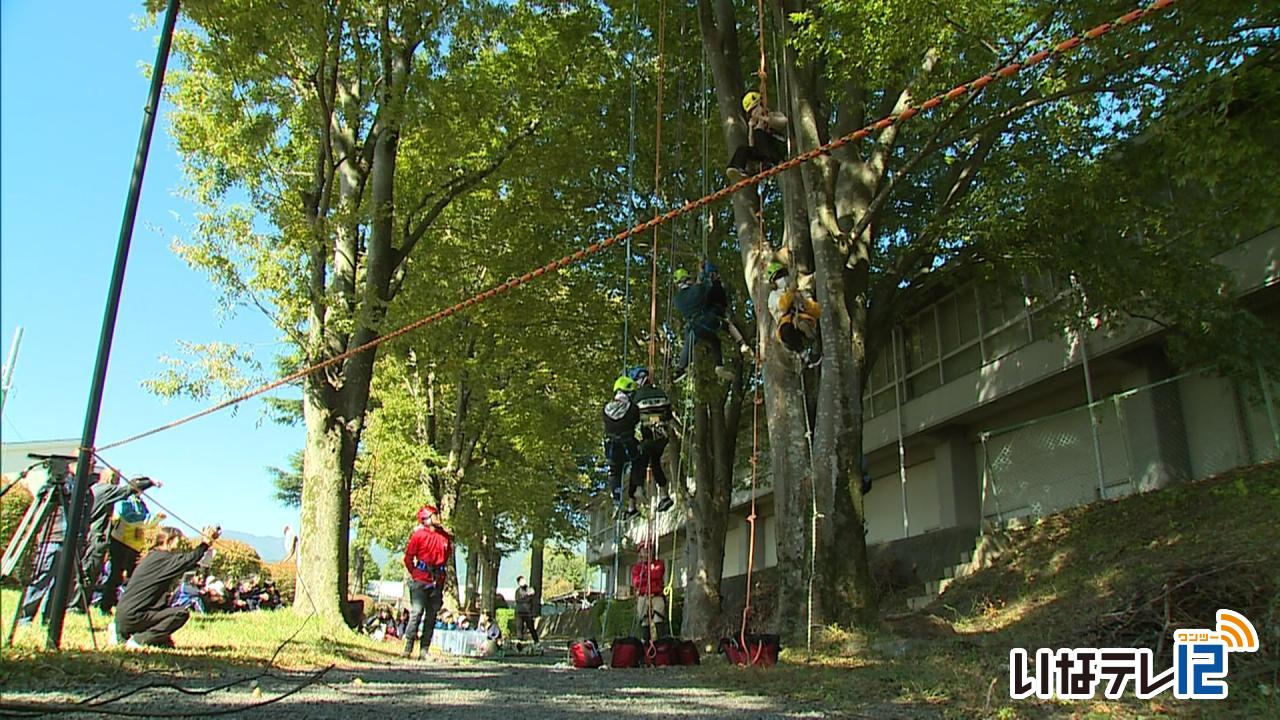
xmin=116 ymin=525 xmax=221 ymax=649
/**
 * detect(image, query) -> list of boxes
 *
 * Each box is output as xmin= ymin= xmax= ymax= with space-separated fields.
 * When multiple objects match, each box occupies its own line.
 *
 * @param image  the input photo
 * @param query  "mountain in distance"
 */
xmin=222 ymin=529 xmax=288 ymax=563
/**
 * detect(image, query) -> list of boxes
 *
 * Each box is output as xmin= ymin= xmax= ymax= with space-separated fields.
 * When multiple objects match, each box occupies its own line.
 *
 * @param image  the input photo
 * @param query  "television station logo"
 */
xmin=1010 ymin=609 xmax=1260 ymax=700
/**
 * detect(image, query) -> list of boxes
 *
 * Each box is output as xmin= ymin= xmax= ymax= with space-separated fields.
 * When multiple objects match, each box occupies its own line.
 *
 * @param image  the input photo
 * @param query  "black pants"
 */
xmin=630 ymin=437 xmax=669 ymax=499
xmin=604 ymin=436 xmax=642 ymax=502
xmin=403 ymin=580 xmax=444 ymax=656
xmin=79 ymin=536 xmax=111 ymax=608
xmin=729 ymin=132 xmax=785 ymax=170
xmin=674 ymin=325 xmax=723 ymax=372
xmin=516 ymin=612 xmax=539 ymax=642
xmin=100 ymin=540 xmax=140 ymax=613
xmin=119 ymin=607 xmax=190 ymax=646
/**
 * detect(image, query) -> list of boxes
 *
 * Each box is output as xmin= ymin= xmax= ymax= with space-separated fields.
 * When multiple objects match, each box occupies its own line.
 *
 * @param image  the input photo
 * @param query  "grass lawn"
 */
xmin=0 ymin=590 xmax=402 ymax=692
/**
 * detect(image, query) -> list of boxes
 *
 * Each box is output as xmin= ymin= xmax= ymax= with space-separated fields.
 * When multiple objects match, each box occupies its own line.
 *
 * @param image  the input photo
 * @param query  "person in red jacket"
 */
xmin=401 ymin=504 xmax=452 ymax=659
xmin=630 ymin=540 xmax=668 ymax=642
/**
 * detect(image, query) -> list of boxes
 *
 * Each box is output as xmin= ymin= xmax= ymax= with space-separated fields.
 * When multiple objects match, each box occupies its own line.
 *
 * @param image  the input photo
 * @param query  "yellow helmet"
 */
xmin=742 ymin=91 xmax=762 ymax=113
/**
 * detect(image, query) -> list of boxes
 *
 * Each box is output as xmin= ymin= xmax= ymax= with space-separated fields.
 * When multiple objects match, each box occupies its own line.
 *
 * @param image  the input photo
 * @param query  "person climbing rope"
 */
xmin=672 ymin=264 xmax=736 ymax=383
xmin=702 ymin=259 xmax=752 ymax=355
xmin=402 ymin=504 xmax=452 ymax=660
xmin=727 ymin=91 xmax=788 ymax=182
xmin=627 ymin=367 xmax=675 ymax=517
xmin=766 ymin=259 xmax=821 ymax=362
xmin=630 ymin=539 xmax=669 ymax=642
xmin=603 ymin=374 xmax=643 ymax=514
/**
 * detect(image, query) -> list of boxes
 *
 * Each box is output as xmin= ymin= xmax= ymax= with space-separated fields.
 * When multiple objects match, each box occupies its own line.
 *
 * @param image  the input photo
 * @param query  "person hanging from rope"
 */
xmin=630 ymin=539 xmax=669 ymax=642
xmin=672 ymin=264 xmax=736 ymax=383
xmin=703 ymin=259 xmax=753 ymax=355
xmin=603 ymin=374 xmax=643 ymax=514
xmin=626 ymin=367 xmax=675 ymax=517
xmin=727 ymin=91 xmax=788 ymax=183
xmin=402 ymin=504 xmax=453 ymax=660
xmin=116 ymin=524 xmax=221 ymax=648
xmin=79 ymin=470 xmax=160 ymax=612
xmin=766 ymin=259 xmax=822 ymax=363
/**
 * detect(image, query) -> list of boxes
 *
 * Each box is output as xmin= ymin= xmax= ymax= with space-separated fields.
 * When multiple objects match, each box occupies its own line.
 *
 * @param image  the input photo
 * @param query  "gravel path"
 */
xmin=1 ymin=650 xmax=935 ymax=719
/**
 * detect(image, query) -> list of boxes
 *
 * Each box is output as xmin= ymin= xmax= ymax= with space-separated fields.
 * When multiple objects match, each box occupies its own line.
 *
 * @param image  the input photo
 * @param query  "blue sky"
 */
xmin=1 ymin=3 xmax=300 ymax=541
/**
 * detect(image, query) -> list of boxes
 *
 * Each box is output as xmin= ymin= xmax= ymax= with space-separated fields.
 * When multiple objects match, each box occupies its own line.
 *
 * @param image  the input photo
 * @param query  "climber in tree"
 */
xmin=603 ymin=374 xmax=643 ymax=512
xmin=702 ymin=259 xmax=752 ymax=355
xmin=625 ymin=366 xmax=675 ymax=518
xmin=727 ymin=91 xmax=788 ymax=182
xmin=672 ymin=264 xmax=735 ymax=383
xmin=766 ymin=259 xmax=821 ymax=361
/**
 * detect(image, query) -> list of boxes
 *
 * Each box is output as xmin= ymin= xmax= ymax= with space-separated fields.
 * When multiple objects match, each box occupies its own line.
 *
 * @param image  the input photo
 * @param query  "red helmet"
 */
xmin=417 ymin=505 xmax=438 ymax=523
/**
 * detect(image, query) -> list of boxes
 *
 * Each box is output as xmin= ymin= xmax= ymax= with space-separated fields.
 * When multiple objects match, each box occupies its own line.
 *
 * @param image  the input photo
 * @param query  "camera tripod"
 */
xmin=1 ymin=454 xmax=99 ymax=647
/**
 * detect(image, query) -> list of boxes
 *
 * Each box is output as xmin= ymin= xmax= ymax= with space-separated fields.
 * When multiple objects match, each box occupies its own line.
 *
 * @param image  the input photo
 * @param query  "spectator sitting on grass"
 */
xmin=171 ymin=572 xmax=205 ymax=613
xmin=478 ymin=613 xmax=501 ymax=643
xmin=396 ymin=608 xmax=410 ymax=638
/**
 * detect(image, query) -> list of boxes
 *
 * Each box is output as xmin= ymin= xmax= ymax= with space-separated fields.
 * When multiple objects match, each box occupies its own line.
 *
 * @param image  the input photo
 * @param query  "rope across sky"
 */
xmin=100 ymin=0 xmax=1180 ymax=453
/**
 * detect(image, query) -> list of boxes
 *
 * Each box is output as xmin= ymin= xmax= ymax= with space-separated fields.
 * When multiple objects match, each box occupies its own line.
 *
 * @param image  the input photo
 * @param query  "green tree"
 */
xmin=540 ymin=545 xmax=594 ymax=598
xmin=160 ymin=0 xmax=617 ymax=625
xmin=696 ymin=0 xmax=1279 ymax=636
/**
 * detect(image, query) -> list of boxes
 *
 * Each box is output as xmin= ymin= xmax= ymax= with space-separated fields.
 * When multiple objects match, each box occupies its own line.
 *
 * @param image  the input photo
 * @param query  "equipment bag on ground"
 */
xmin=719 ymin=634 xmax=781 ymax=668
xmin=677 ymin=639 xmax=701 ymax=665
xmin=646 ymin=637 xmax=678 ymax=667
xmin=569 ymin=638 xmax=604 ymax=669
xmin=610 ymin=636 xmax=644 ymax=668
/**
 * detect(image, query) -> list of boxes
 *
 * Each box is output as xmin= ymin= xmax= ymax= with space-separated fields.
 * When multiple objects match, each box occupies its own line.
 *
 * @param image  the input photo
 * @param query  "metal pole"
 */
xmin=891 ymin=327 xmax=910 ymax=537
xmin=46 ymin=0 xmax=182 ymax=649
xmin=1071 ymin=274 xmax=1107 ymax=503
xmin=0 ymin=327 xmax=23 ymax=418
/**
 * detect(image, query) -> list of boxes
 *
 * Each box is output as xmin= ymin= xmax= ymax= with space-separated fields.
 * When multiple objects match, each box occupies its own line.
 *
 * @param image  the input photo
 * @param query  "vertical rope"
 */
xmin=648 ymin=0 xmax=668 ymax=377
xmin=755 ymin=0 xmax=769 ymax=109
xmin=622 ymin=0 xmax=641 ymax=373
xmin=740 ymin=359 xmax=763 ymax=659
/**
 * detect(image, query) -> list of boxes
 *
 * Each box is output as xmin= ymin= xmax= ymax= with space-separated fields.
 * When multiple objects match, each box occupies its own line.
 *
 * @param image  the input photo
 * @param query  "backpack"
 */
xmin=569 ymin=638 xmax=604 ymax=669
xmin=719 ymin=634 xmax=781 ymax=668
xmin=117 ymin=496 xmax=148 ymax=523
xmin=676 ymin=639 xmax=701 ymax=666
xmin=610 ymin=636 xmax=644 ymax=668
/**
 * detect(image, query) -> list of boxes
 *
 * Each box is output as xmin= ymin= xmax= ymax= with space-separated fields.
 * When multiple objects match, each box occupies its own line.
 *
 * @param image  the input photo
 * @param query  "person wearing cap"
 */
xmin=766 ymin=258 xmax=822 ymax=359
xmin=727 ymin=91 xmax=788 ymax=182
xmin=80 ymin=470 xmax=160 ymax=612
xmin=626 ymin=366 xmax=675 ymax=518
xmin=630 ymin=540 xmax=668 ymax=642
xmin=603 ymin=374 xmax=643 ymax=512
xmin=402 ymin=504 xmax=453 ymax=659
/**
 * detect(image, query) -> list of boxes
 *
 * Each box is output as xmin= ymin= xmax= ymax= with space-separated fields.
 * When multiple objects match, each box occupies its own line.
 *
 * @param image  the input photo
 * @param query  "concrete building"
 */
xmin=587 ymin=226 xmax=1280 ymax=607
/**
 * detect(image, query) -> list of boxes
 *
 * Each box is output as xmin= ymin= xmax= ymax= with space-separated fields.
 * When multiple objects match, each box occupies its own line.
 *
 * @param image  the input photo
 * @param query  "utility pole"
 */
xmin=45 ymin=0 xmax=182 ymax=649
xmin=0 ymin=326 xmax=22 ymax=419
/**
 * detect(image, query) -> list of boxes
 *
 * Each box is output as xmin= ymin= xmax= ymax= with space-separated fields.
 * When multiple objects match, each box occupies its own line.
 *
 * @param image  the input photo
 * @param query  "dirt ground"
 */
xmin=0 ymin=648 xmax=934 ymax=719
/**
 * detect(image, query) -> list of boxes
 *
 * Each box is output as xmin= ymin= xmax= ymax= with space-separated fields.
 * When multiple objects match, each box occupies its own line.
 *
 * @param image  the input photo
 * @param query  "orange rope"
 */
xmin=756 ymin=0 xmax=768 ymax=110
xmin=96 ymin=0 xmax=1177 ymax=452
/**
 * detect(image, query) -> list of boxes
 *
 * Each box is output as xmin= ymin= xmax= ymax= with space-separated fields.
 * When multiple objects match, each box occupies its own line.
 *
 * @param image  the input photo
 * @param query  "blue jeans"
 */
xmin=403 ymin=580 xmax=444 ymax=656
xmin=18 ymin=540 xmax=61 ymax=623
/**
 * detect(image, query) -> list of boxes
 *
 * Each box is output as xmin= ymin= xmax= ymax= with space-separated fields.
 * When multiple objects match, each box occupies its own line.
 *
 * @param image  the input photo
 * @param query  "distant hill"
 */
xmin=222 ymin=530 xmax=287 ymax=563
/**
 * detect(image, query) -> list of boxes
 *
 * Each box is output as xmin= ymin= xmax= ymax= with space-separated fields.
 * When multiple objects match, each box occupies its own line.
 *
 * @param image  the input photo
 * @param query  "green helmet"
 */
xmin=613 ymin=375 xmax=638 ymax=393
xmin=673 ymin=267 xmax=691 ymax=284
xmin=766 ymin=260 xmax=787 ymax=281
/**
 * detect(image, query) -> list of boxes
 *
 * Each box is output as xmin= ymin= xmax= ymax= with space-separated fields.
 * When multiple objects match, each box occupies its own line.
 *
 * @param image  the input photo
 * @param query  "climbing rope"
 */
xmin=96 ymin=0 xmax=1179 ymax=453
xmin=739 ymin=357 xmax=764 ymax=662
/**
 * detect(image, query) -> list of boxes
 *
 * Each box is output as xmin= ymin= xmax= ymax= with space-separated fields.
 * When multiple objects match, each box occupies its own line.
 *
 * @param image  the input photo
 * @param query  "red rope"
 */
xmin=98 ymin=0 xmax=1177 ymax=452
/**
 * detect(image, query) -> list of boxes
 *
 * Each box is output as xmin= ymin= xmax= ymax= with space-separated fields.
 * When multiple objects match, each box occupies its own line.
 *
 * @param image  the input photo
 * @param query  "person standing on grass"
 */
xmin=80 ymin=471 xmax=160 ymax=610
xmin=401 ymin=504 xmax=453 ymax=659
xmin=117 ymin=525 xmax=221 ymax=648
xmin=514 ymin=576 xmax=540 ymax=645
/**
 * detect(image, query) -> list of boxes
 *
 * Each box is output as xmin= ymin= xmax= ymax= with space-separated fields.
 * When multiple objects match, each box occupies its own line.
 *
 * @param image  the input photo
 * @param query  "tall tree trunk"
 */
xmin=464 ymin=544 xmax=480 ymax=611
xmin=778 ymin=0 xmax=877 ymax=626
xmin=682 ymin=394 xmax=730 ymax=641
xmin=529 ymin=528 xmax=546 ymax=615
xmin=297 ymin=384 xmax=354 ymax=623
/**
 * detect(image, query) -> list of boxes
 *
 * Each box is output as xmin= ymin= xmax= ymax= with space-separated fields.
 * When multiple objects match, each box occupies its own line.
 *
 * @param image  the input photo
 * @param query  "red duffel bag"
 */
xmin=719 ymin=634 xmax=780 ymax=668
xmin=676 ymin=639 xmax=701 ymax=665
xmin=646 ymin=637 xmax=678 ymax=667
xmin=569 ymin=638 xmax=604 ymax=669
xmin=610 ymin=636 xmax=644 ymax=668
